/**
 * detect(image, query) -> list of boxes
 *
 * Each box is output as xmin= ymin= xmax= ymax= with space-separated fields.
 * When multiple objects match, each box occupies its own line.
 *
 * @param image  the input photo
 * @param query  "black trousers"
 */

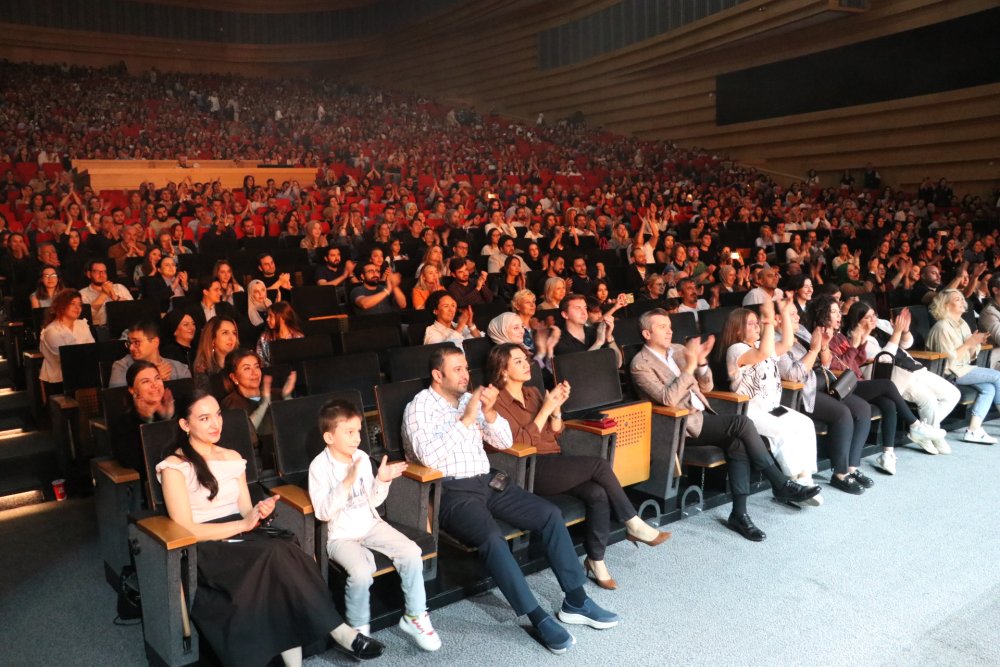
xmin=438 ymin=473 xmax=585 ymax=616
xmin=807 ymin=392 xmax=871 ymax=474
xmin=853 ymin=378 xmax=918 ymax=447
xmin=533 ymin=454 xmax=637 ymax=561
xmin=686 ymin=414 xmax=776 ymax=496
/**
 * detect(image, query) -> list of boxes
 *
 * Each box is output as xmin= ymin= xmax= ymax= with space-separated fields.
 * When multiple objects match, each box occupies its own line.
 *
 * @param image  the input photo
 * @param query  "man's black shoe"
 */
xmin=830 ymin=474 xmax=865 ymax=495
xmin=772 ymin=479 xmax=821 ymax=502
xmin=335 ymin=633 xmax=385 ymax=661
xmin=727 ymin=513 xmax=766 ymax=542
xmin=850 ymin=470 xmax=875 ymax=489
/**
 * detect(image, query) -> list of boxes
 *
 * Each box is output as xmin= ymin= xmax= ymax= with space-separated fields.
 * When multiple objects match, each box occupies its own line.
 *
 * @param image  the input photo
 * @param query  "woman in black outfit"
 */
xmin=109 ymin=361 xmax=176 ymax=478
xmin=157 ymin=391 xmax=383 ymax=666
xmin=775 ymin=299 xmax=873 ymax=495
xmin=159 ymin=309 xmax=197 ymax=371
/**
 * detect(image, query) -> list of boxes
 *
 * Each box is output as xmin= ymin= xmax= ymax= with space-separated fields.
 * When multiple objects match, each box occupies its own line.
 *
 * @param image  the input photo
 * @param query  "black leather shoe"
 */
xmin=850 ymin=470 xmax=874 ymax=489
xmin=772 ymin=479 xmax=822 ymax=503
xmin=830 ymin=474 xmax=865 ymax=495
xmin=727 ymin=513 xmax=766 ymax=542
xmin=335 ymin=633 xmax=385 ymax=661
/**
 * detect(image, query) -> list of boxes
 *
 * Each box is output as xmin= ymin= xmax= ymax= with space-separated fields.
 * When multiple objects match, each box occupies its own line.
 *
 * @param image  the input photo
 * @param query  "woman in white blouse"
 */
xmin=927 ymin=289 xmax=1000 ymax=444
xmin=719 ymin=298 xmax=821 ymax=505
xmin=422 ymin=292 xmax=483 ymax=348
xmin=39 ymin=288 xmax=95 ymax=395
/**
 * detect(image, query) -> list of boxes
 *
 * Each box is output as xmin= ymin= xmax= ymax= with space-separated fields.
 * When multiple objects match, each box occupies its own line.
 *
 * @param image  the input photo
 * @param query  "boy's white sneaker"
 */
xmin=399 ymin=612 xmax=442 ymax=651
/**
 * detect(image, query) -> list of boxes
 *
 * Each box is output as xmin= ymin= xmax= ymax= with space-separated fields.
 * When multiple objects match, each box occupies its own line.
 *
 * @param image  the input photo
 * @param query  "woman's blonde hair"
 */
xmin=928 ymin=288 xmax=964 ymax=321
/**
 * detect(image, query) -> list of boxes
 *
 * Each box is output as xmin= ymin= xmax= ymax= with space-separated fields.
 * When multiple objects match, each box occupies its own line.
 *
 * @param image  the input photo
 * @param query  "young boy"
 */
xmin=308 ymin=399 xmax=441 ymax=651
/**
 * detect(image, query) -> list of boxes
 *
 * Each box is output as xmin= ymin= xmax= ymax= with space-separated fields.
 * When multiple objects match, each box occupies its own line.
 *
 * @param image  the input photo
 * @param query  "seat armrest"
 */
xmin=50 ymin=395 xmax=79 ymax=411
xmin=563 ymin=420 xmax=616 ymax=436
xmin=981 ymin=343 xmax=994 ymax=351
xmin=704 ymin=390 xmax=749 ymax=403
xmin=781 ymin=380 xmax=804 ymax=390
xmin=136 ymin=515 xmax=197 ymax=550
xmin=95 ymin=458 xmax=140 ymax=484
xmin=402 ymin=463 xmax=443 ymax=483
xmin=910 ymin=350 xmax=947 ymax=360
xmin=494 ymin=442 xmax=537 ymax=457
xmin=652 ymin=405 xmax=690 ymax=418
xmin=271 ymin=484 xmax=313 ymax=515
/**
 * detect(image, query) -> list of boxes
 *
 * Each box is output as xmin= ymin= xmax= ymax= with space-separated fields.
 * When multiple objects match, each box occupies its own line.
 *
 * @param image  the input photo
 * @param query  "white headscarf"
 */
xmin=487 ymin=312 xmax=525 ymax=345
xmin=247 ymin=279 xmax=271 ymax=327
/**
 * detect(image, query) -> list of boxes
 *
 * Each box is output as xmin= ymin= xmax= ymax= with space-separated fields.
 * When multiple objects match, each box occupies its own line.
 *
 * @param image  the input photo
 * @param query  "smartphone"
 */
xmin=769 ymin=406 xmax=789 ymax=417
xmin=625 ymin=293 xmax=635 ymax=304
xmin=731 ymin=252 xmax=740 ymax=260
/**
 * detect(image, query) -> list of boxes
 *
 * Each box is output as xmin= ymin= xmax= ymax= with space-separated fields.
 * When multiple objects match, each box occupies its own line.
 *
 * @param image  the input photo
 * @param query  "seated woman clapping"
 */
xmin=719 ymin=299 xmax=821 ymax=505
xmin=157 ymin=392 xmax=384 ymax=665
xmin=927 ymin=288 xmax=1000 ymax=444
xmin=485 ymin=343 xmax=669 ymax=590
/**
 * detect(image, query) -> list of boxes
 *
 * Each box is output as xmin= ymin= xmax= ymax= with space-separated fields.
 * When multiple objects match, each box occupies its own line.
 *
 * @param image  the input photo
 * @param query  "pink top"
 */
xmin=155 ymin=457 xmax=246 ymax=524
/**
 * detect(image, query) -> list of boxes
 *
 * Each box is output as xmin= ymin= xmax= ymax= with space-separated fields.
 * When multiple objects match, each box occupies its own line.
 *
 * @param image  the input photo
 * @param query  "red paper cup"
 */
xmin=52 ymin=479 xmax=67 ymax=501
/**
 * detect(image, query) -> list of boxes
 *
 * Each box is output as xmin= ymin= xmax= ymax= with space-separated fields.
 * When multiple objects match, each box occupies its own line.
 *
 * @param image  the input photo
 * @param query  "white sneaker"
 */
xmin=908 ymin=421 xmax=940 ymax=453
xmin=874 ymin=451 xmax=897 ymax=475
xmin=963 ymin=428 xmax=997 ymax=445
xmin=933 ymin=435 xmax=952 ymax=455
xmin=354 ymin=624 xmax=371 ymax=636
xmin=399 ymin=612 xmax=442 ymax=651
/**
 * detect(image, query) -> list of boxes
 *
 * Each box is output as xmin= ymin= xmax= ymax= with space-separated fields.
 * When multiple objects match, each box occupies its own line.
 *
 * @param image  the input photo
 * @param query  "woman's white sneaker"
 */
xmin=873 ymin=451 xmax=897 ymax=475
xmin=963 ymin=428 xmax=997 ymax=445
xmin=399 ymin=612 xmax=442 ymax=651
xmin=908 ymin=421 xmax=940 ymax=453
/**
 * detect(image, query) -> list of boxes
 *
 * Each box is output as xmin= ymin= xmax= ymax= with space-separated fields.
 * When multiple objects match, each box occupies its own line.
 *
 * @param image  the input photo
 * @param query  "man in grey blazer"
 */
xmin=630 ymin=308 xmax=820 ymax=541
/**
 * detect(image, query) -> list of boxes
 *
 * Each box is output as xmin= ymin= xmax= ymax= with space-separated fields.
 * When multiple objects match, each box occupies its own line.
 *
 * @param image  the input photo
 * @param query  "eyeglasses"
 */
xmin=127 ymin=338 xmax=150 ymax=348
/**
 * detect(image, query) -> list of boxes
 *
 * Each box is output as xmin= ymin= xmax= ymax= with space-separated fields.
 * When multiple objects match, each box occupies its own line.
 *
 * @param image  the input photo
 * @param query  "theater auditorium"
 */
xmin=0 ymin=1 xmax=998 ymax=665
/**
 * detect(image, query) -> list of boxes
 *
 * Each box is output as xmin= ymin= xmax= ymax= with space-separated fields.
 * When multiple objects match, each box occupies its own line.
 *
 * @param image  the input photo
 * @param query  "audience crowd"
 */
xmin=6 ymin=59 xmax=1000 ymax=663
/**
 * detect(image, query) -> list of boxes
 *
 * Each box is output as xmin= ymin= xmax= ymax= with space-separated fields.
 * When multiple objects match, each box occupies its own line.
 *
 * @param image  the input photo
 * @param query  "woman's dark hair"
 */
xmin=425 ymin=290 xmax=456 ymax=317
xmin=171 ymin=389 xmax=220 ymax=501
xmin=484 ymin=342 xmax=527 ymax=390
xmin=222 ymin=347 xmax=260 ymax=393
xmin=161 ymin=308 xmax=189 ymax=347
xmin=843 ymin=301 xmax=873 ymax=336
xmin=126 ymin=359 xmax=159 ymax=389
xmin=805 ymin=294 xmax=840 ymax=331
xmin=784 ymin=273 xmax=810 ymax=295
xmin=590 ymin=278 xmax=611 ymax=299
xmin=34 ymin=267 xmax=65 ymax=301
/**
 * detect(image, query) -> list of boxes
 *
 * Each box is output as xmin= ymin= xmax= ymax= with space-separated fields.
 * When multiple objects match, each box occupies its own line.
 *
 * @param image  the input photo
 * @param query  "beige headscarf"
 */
xmin=247 ymin=279 xmax=272 ymax=327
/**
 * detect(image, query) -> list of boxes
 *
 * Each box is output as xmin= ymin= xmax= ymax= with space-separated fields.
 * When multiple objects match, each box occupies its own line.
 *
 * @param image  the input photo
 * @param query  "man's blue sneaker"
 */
xmin=557 ymin=597 xmax=620 ymax=629
xmin=536 ymin=615 xmax=575 ymax=654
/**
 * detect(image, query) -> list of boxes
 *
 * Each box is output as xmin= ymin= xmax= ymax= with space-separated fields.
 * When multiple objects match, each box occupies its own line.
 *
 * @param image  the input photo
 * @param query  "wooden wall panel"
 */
xmin=349 ymin=0 xmax=999 ymax=197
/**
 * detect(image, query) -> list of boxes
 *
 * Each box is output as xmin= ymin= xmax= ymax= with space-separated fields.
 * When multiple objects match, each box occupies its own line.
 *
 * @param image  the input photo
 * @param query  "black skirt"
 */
xmin=193 ymin=525 xmax=341 ymax=667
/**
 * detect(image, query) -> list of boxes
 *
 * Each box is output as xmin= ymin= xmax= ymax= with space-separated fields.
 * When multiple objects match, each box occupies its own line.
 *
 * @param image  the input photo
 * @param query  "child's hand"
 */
xmin=376 ymin=455 xmax=408 ymax=482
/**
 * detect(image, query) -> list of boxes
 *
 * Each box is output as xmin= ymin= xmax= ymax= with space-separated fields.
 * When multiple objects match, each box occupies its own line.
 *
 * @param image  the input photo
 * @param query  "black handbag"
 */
xmin=871 ymin=350 xmax=895 ymax=381
xmin=820 ymin=367 xmax=858 ymax=400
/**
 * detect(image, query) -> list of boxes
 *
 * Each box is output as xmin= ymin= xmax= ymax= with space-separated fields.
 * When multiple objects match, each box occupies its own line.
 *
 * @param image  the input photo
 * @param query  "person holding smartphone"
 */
xmin=719 ymin=299 xmax=822 ymax=506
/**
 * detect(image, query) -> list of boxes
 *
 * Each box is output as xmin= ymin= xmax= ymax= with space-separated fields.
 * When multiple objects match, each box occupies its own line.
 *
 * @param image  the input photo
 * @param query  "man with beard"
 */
xmin=350 ymin=262 xmax=406 ymax=315
xmin=315 ymin=246 xmax=356 ymax=287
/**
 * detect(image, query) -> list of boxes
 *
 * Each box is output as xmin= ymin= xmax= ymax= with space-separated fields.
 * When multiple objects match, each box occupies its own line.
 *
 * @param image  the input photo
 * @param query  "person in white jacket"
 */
xmin=308 ymin=400 xmax=441 ymax=650
xmin=861 ymin=308 xmax=960 ymax=453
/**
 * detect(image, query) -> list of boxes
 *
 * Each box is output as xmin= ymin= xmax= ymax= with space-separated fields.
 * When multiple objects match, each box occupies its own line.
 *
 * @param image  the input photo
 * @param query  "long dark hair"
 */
xmin=843 ymin=301 xmax=873 ymax=336
xmin=170 ymin=390 xmax=220 ymax=500
xmin=485 ymin=342 xmax=527 ymax=390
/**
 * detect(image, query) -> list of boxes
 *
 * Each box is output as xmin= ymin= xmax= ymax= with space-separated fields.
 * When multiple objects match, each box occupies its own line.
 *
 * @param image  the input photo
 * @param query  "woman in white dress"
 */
xmin=719 ymin=298 xmax=821 ymax=505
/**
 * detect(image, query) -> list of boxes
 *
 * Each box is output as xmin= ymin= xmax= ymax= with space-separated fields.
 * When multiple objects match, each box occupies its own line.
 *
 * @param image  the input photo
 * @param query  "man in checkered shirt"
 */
xmin=402 ymin=346 xmax=619 ymax=654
